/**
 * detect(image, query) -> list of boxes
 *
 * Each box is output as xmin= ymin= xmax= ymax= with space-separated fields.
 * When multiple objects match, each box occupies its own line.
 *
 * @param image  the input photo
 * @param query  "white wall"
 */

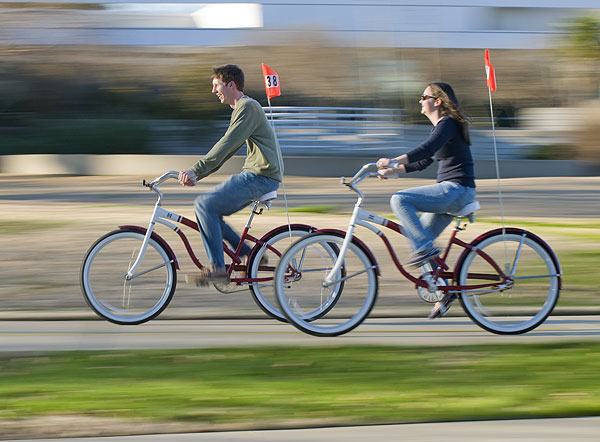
xmin=0 ymin=1 xmax=598 ymax=48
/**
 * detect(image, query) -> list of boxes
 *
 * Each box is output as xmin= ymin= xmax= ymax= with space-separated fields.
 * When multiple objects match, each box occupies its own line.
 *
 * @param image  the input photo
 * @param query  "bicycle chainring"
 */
xmin=417 ymin=275 xmax=448 ymax=303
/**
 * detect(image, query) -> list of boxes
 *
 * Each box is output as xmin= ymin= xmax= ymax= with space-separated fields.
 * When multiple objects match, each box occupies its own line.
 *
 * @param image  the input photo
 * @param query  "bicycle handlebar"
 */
xmin=143 ymin=171 xmax=180 ymax=189
xmin=341 ymin=161 xmax=400 ymax=188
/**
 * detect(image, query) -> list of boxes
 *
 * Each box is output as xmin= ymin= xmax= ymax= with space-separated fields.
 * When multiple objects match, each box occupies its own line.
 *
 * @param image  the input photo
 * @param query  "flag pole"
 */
xmin=262 ymin=64 xmax=293 ymax=241
xmin=488 ymin=86 xmax=506 ymax=234
xmin=485 ymin=50 xmax=509 ymax=269
xmin=267 ymin=96 xmax=274 ymax=126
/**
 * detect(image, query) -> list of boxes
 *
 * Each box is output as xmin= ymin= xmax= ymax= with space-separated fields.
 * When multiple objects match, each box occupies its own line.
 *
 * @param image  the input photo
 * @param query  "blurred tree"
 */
xmin=561 ymin=15 xmax=600 ymax=97
xmin=564 ymin=16 xmax=600 ymax=60
xmin=556 ymin=15 xmax=600 ymax=165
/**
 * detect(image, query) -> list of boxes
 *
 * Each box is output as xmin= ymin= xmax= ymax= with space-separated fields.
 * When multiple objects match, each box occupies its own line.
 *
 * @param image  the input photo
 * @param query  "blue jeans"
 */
xmin=194 ymin=171 xmax=279 ymax=269
xmin=390 ymin=181 xmax=476 ymax=254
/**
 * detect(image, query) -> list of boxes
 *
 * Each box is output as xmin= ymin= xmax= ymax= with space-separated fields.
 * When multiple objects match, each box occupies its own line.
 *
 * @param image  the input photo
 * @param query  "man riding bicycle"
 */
xmin=178 ymin=64 xmax=283 ymax=285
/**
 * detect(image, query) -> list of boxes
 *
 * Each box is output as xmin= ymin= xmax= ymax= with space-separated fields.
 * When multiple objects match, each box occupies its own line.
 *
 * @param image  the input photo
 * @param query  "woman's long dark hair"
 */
xmin=428 ymin=82 xmax=471 ymax=145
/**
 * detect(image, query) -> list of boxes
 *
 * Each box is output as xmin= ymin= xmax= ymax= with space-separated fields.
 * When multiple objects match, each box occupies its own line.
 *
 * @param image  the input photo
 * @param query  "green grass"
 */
xmin=442 ymin=218 xmax=600 ymax=230
xmin=0 ymin=220 xmax=67 ymax=235
xmin=375 ymin=216 xmax=600 ymax=230
xmin=275 ymin=204 xmax=341 ymax=214
xmin=476 ymin=219 xmax=600 ymax=241
xmin=556 ymin=249 xmax=600 ymax=303
xmin=1 ymin=344 xmax=599 ymax=429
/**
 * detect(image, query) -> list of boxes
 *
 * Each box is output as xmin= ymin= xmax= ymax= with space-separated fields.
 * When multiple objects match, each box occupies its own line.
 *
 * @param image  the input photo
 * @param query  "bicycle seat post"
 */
xmin=244 ymin=191 xmax=277 ymax=230
xmin=244 ymin=201 xmax=261 ymax=230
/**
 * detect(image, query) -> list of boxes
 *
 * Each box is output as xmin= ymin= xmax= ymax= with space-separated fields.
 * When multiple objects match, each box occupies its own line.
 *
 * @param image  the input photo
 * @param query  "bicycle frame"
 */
xmin=123 ymin=171 xmax=297 ymax=285
xmin=322 ymin=164 xmax=514 ymax=295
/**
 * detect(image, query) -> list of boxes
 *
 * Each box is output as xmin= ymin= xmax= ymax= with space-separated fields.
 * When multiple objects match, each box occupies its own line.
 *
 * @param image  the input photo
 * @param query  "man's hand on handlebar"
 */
xmin=178 ymin=169 xmax=197 ymax=187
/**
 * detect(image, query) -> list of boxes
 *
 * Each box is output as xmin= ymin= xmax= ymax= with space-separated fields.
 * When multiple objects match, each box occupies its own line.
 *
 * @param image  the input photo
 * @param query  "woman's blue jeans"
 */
xmin=390 ymin=181 xmax=476 ymax=254
xmin=194 ymin=171 xmax=279 ymax=270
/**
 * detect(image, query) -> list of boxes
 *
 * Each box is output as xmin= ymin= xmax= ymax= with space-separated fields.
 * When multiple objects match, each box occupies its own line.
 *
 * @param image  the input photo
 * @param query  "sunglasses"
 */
xmin=420 ymin=94 xmax=438 ymax=101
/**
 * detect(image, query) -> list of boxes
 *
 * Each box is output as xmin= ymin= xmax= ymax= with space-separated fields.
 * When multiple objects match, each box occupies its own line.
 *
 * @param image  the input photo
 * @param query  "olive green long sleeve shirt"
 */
xmin=190 ymin=96 xmax=283 ymax=182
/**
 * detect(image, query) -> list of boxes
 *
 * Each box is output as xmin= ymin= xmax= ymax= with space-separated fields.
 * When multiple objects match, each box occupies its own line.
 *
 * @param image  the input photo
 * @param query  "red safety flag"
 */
xmin=484 ymin=49 xmax=497 ymax=92
xmin=262 ymin=63 xmax=281 ymax=99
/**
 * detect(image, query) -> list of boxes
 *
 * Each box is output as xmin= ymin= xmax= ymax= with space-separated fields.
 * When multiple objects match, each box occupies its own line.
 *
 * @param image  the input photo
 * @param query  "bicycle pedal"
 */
xmin=422 ymin=273 xmax=438 ymax=293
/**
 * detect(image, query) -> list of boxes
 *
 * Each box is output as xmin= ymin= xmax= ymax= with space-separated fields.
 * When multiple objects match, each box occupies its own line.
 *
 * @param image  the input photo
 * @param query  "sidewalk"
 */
xmin=5 ymin=417 xmax=600 ymax=442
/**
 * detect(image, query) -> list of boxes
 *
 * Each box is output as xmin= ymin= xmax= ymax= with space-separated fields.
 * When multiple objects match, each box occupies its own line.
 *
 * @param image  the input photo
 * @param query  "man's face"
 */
xmin=212 ymin=78 xmax=236 ymax=106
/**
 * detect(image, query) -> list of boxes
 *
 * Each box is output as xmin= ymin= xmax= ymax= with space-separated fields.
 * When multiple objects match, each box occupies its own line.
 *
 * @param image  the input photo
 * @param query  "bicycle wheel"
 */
xmin=275 ymin=232 xmax=378 ymax=337
xmin=456 ymin=229 xmax=561 ymax=334
xmin=247 ymin=225 xmax=318 ymax=321
xmin=81 ymin=229 xmax=177 ymax=325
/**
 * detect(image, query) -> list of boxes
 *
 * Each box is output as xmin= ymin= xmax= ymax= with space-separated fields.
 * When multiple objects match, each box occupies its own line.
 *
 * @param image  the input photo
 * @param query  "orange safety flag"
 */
xmin=262 ymin=63 xmax=281 ymax=99
xmin=484 ymin=49 xmax=497 ymax=92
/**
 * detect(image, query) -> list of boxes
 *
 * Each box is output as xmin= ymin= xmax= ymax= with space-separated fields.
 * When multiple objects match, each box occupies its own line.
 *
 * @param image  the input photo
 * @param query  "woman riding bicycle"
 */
xmin=376 ymin=82 xmax=476 ymax=319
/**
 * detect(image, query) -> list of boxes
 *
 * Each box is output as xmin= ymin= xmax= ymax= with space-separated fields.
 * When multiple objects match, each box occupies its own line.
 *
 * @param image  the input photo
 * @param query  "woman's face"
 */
xmin=419 ymin=86 xmax=439 ymax=116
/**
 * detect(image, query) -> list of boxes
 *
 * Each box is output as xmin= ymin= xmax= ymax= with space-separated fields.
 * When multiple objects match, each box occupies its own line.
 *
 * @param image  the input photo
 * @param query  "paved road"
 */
xmin=2 ymin=316 xmax=599 ymax=351
xmin=2 ymin=174 xmax=600 ymax=218
xmin=5 ymin=417 xmax=600 ymax=442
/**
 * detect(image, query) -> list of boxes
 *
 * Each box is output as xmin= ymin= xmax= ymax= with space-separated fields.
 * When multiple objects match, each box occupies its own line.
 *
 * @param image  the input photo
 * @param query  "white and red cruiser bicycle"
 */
xmin=274 ymin=163 xmax=562 ymax=337
xmin=80 ymin=171 xmax=339 ymax=325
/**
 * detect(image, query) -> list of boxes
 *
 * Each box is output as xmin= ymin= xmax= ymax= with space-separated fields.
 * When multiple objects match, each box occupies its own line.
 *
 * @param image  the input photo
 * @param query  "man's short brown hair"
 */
xmin=212 ymin=65 xmax=244 ymax=92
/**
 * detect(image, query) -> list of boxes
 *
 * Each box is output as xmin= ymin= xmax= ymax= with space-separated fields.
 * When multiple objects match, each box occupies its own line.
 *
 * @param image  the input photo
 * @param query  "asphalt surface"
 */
xmin=2 ymin=316 xmax=600 ymax=351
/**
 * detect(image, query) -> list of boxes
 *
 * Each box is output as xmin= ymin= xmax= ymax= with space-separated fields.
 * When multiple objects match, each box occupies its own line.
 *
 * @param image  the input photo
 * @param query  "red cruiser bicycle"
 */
xmin=80 ymin=171 xmax=337 ymax=325
xmin=274 ymin=163 xmax=562 ymax=336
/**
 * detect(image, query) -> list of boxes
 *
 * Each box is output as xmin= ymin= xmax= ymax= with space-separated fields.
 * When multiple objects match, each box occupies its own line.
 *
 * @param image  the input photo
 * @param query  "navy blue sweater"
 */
xmin=404 ymin=116 xmax=476 ymax=188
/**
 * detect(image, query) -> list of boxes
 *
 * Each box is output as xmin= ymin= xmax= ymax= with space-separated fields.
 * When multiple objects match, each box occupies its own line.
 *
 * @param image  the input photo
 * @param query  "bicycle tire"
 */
xmin=275 ymin=231 xmax=378 ymax=337
xmin=456 ymin=229 xmax=561 ymax=334
xmin=247 ymin=225 xmax=344 ymax=322
xmin=80 ymin=229 xmax=177 ymax=325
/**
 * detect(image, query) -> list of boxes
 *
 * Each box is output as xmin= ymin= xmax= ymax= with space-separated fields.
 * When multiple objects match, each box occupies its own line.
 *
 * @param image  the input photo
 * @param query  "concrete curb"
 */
xmin=1 ymin=154 xmax=598 ymax=178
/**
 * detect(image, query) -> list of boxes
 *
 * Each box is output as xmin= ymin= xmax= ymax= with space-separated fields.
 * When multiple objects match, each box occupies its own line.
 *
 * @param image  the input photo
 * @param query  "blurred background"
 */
xmin=1 ymin=6 xmax=599 ymax=437
xmin=0 ymin=0 xmax=598 ymax=163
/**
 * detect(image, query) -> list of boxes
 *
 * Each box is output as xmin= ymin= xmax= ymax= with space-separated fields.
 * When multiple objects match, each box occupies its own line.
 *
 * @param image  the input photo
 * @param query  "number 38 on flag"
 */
xmin=262 ymin=63 xmax=281 ymax=99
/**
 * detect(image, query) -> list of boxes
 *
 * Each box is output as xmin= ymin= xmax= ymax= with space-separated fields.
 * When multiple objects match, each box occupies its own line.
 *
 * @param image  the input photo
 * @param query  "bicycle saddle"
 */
xmin=256 ymin=190 xmax=278 ymax=203
xmin=447 ymin=200 xmax=480 ymax=219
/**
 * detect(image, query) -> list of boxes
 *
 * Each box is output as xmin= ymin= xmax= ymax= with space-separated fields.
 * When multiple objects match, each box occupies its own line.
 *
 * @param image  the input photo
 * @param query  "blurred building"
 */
xmin=1 ymin=0 xmax=598 ymax=49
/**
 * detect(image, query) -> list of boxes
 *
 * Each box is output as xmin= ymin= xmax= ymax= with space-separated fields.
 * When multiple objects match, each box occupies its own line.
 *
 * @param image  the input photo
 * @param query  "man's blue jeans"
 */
xmin=390 ymin=181 xmax=476 ymax=254
xmin=194 ymin=171 xmax=279 ymax=270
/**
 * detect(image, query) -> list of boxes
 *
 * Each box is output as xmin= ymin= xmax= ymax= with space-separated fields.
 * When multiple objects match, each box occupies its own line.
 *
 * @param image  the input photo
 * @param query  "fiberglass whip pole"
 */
xmin=262 ymin=64 xmax=294 ymax=242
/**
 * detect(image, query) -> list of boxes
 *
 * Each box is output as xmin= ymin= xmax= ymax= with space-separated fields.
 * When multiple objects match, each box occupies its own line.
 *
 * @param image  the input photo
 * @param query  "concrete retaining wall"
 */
xmin=0 ymin=154 xmax=598 ymax=178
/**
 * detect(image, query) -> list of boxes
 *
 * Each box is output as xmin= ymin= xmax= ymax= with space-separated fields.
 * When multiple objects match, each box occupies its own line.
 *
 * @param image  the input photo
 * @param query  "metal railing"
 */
xmin=262 ymin=106 xmax=404 ymax=154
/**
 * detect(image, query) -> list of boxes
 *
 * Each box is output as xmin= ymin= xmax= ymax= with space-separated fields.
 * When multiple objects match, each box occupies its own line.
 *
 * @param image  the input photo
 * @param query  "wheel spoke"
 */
xmin=81 ymin=230 xmax=176 ymax=324
xmin=248 ymin=227 xmax=320 ymax=322
xmin=275 ymin=233 xmax=378 ymax=336
xmin=458 ymin=231 xmax=559 ymax=334
xmin=128 ymin=260 xmax=172 ymax=279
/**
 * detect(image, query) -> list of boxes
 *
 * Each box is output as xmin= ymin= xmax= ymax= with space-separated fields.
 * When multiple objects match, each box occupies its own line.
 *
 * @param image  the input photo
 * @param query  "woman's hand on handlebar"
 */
xmin=377 ymin=167 xmax=398 ymax=180
xmin=376 ymin=158 xmax=391 ymax=169
xmin=178 ymin=169 xmax=197 ymax=187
